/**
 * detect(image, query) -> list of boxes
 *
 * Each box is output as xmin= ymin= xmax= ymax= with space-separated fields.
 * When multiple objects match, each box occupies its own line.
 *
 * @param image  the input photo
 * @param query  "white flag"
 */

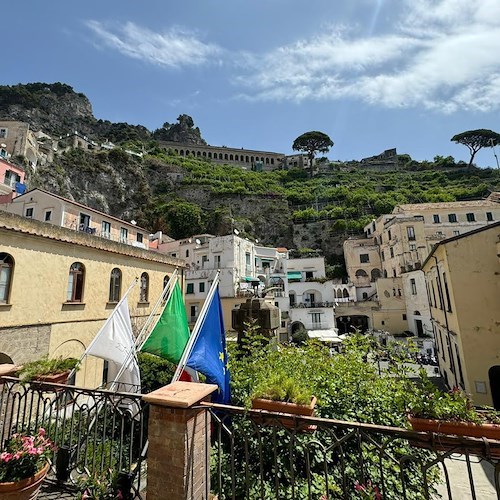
xmin=86 ymin=298 xmax=141 ymax=393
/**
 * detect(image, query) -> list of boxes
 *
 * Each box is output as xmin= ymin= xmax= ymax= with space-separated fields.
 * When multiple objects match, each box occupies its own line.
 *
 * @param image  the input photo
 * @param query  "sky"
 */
xmin=4 ymin=0 xmax=500 ymax=167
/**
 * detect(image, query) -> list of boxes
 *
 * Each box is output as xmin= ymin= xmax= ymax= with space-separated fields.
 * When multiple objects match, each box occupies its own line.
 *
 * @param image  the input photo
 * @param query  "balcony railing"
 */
xmin=206 ymin=403 xmax=500 ymax=499
xmin=0 ymin=377 xmax=148 ymax=499
xmin=290 ymin=301 xmax=335 ymax=308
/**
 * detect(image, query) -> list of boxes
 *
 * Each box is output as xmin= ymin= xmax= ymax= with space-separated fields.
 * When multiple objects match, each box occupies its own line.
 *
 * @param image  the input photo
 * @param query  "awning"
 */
xmin=307 ymin=329 xmax=344 ymax=343
xmin=287 ymin=271 xmax=302 ymax=280
xmin=242 ymin=276 xmax=261 ymax=283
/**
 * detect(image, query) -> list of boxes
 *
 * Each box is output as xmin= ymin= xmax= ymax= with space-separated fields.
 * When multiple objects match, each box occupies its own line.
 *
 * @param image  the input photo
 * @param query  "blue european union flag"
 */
xmin=186 ymin=288 xmax=231 ymax=404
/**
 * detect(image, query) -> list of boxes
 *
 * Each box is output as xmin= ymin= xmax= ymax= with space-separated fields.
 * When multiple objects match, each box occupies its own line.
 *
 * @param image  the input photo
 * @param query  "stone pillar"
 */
xmin=142 ymin=381 xmax=218 ymax=500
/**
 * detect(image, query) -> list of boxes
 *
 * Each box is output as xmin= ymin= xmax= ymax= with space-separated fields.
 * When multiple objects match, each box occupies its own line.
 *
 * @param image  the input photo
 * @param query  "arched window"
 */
xmin=0 ymin=253 xmax=14 ymax=303
xmin=67 ymin=262 xmax=85 ymax=302
xmin=109 ymin=268 xmax=122 ymax=302
xmin=163 ymin=275 xmax=170 ymax=289
xmin=343 ymin=288 xmax=349 ymax=298
xmin=355 ymin=269 xmax=368 ymax=278
xmin=371 ymin=268 xmax=381 ymax=281
xmin=140 ymin=272 xmax=149 ymax=302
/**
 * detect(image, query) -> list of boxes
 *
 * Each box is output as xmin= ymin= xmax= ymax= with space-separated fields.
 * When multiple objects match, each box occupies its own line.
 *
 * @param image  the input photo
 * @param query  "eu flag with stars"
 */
xmin=186 ymin=287 xmax=231 ymax=404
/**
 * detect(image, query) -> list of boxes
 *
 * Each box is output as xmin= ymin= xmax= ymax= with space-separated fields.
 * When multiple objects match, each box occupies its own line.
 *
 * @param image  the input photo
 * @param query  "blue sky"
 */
xmin=4 ymin=0 xmax=500 ymax=166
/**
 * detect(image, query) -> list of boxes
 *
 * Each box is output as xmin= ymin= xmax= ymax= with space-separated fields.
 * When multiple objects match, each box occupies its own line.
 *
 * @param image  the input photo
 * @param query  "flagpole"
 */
xmin=135 ymin=268 xmax=179 ymax=349
xmin=67 ymin=278 xmax=139 ymax=382
xmin=172 ymin=270 xmax=221 ymax=382
xmin=109 ymin=271 xmax=180 ymax=391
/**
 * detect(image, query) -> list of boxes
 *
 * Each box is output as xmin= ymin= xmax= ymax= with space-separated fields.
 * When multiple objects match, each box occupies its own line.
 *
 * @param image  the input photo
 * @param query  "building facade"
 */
xmin=422 ymin=222 xmax=500 ymax=407
xmin=1 ymin=188 xmax=150 ymax=249
xmin=0 ymin=211 xmax=183 ymax=388
xmin=0 ymin=158 xmax=25 ymax=204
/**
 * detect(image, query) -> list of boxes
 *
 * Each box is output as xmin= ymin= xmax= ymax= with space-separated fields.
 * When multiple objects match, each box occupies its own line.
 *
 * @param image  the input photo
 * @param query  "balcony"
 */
xmin=290 ymin=301 xmax=335 ymax=308
xmin=2 ymin=376 xmax=499 ymax=499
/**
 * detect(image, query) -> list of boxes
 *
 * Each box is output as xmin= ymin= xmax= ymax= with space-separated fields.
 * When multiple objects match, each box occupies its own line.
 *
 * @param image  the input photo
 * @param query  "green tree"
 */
xmin=163 ymin=200 xmax=204 ymax=239
xmin=451 ymin=129 xmax=500 ymax=167
xmin=292 ymin=131 xmax=334 ymax=177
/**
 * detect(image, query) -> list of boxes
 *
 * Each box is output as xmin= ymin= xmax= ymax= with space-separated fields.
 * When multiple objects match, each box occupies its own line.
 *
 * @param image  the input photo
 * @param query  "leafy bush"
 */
xmin=18 ymin=357 xmax=79 ymax=383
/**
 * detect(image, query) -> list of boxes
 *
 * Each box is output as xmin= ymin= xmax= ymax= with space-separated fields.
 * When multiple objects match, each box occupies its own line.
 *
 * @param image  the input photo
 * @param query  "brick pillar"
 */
xmin=142 ymin=381 xmax=218 ymax=500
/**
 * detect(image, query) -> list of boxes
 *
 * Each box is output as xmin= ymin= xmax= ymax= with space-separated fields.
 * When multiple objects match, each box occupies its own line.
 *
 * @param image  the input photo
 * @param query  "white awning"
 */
xmin=307 ymin=329 xmax=344 ymax=343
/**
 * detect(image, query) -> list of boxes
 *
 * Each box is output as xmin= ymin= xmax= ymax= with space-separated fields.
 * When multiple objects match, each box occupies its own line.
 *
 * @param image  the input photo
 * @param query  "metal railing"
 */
xmin=205 ymin=403 xmax=500 ymax=500
xmin=290 ymin=302 xmax=335 ymax=308
xmin=0 ymin=377 xmax=148 ymax=499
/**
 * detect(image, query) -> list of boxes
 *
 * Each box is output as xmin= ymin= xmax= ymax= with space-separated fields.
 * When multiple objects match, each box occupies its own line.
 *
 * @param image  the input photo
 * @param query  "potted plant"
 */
xmin=17 ymin=357 xmax=79 ymax=388
xmin=407 ymin=370 xmax=500 ymax=441
xmin=0 ymin=427 xmax=55 ymax=499
xmin=250 ymin=372 xmax=317 ymax=431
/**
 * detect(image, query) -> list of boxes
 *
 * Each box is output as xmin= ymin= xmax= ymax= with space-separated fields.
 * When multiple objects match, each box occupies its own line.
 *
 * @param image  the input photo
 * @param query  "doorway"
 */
xmin=489 ymin=366 xmax=500 ymax=409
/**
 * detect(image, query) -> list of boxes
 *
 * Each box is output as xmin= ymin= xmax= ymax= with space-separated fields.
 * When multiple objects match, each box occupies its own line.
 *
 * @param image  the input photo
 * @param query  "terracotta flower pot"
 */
xmin=408 ymin=416 xmax=500 ymax=440
xmin=0 ymin=462 xmax=49 ymax=500
xmin=32 ymin=371 xmax=70 ymax=391
xmin=251 ymin=396 xmax=317 ymax=432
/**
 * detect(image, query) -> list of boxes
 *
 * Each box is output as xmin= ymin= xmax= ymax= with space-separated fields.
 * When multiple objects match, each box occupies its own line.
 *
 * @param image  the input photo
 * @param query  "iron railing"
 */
xmin=205 ymin=403 xmax=500 ymax=500
xmin=0 ymin=377 xmax=148 ymax=499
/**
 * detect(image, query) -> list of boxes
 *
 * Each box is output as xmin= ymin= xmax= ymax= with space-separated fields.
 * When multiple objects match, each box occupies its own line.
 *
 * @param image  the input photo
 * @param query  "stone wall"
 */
xmin=0 ymin=324 xmax=51 ymax=365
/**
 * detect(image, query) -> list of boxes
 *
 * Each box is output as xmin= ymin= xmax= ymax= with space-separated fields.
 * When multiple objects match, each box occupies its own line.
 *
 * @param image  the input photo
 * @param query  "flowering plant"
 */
xmin=354 ymin=480 xmax=382 ymax=500
xmin=0 ymin=428 xmax=56 ymax=483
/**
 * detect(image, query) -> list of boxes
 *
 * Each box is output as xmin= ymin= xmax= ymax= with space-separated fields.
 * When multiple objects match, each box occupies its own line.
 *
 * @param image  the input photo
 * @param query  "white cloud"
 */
xmin=235 ymin=0 xmax=500 ymax=113
xmin=86 ymin=21 xmax=222 ymax=69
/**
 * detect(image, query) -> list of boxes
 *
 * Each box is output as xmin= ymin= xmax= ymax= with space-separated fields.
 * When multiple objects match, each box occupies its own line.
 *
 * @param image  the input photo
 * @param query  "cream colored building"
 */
xmin=0 ymin=120 xmax=40 ymax=168
xmin=342 ymin=193 xmax=500 ymax=337
xmin=2 ymin=188 xmax=150 ymax=249
xmin=0 ymin=210 xmax=183 ymax=388
xmin=422 ymin=222 xmax=500 ymax=407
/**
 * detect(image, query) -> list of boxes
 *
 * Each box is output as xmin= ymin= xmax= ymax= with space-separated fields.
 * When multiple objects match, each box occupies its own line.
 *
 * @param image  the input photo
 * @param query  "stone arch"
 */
xmin=371 ymin=268 xmax=381 ymax=281
xmin=179 ymin=150 xmax=184 ymax=156
xmin=343 ymin=288 xmax=349 ymax=298
xmin=229 ymin=154 xmax=234 ymax=160
xmin=224 ymin=154 xmax=228 ymax=160
xmin=291 ymin=321 xmax=305 ymax=334
xmin=202 ymin=152 xmax=206 ymax=157
xmin=245 ymin=155 xmax=249 ymax=162
xmin=0 ymin=352 xmax=14 ymax=364
xmin=185 ymin=150 xmax=190 ymax=156
xmin=208 ymin=152 xmax=212 ymax=158
xmin=197 ymin=151 xmax=201 ymax=157
xmin=414 ymin=310 xmax=421 ymax=316
xmin=355 ymin=269 xmax=368 ymax=278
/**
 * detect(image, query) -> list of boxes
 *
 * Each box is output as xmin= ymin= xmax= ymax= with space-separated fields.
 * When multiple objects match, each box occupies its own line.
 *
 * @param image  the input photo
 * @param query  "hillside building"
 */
xmin=0 ymin=120 xmax=40 ymax=168
xmin=0 ymin=210 xmax=183 ymax=388
xmin=341 ymin=193 xmax=500 ymax=342
xmin=422 ymin=222 xmax=500 ymax=406
xmin=0 ymin=158 xmax=25 ymax=204
xmin=1 ymin=188 xmax=150 ymax=249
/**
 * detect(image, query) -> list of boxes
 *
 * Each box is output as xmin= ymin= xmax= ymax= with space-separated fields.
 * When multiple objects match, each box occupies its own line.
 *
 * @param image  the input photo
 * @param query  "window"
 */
xmin=199 ymin=282 xmax=205 ymax=293
xmin=432 ymin=214 xmax=440 ymax=223
xmin=109 ymin=268 xmax=122 ymax=302
xmin=388 ymin=230 xmax=392 ymax=240
xmin=67 ymin=262 xmax=85 ymax=302
xmin=186 ymin=283 xmax=194 ymax=294
xmin=393 ymin=269 xmax=396 ymax=278
xmin=137 ymin=233 xmax=143 ymax=243
xmin=102 ymin=221 xmax=111 ymax=239
xmin=381 ymin=250 xmax=385 ymax=261
xmin=0 ymin=128 xmax=7 ymax=138
xmin=390 ymin=247 xmax=394 ymax=258
xmin=311 ymin=312 xmax=321 ymax=325
xmin=486 ymin=212 xmax=494 ymax=222
xmin=403 ymin=314 xmax=407 ymax=320
xmin=140 ymin=272 xmax=149 ymax=302
xmin=120 ymin=227 xmax=128 ymax=243
xmin=453 ymin=230 xmax=460 ymax=236
xmin=305 ymin=271 xmax=313 ymax=279
xmin=215 ymin=255 xmax=221 ymax=268
xmin=466 ymin=212 xmax=475 ymax=222
xmin=185 ymin=249 xmax=189 ymax=258
xmin=0 ymin=253 xmax=14 ymax=303
xmin=289 ymin=293 xmax=296 ymax=306
xmin=362 ymin=292 xmax=368 ymax=299
xmin=190 ymin=305 xmax=199 ymax=320
xmin=79 ymin=213 xmax=90 ymax=231
xmin=163 ymin=275 xmax=170 ymax=289
xmin=25 ymin=207 xmax=34 ymax=218
xmin=360 ymin=253 xmax=369 ymax=263
xmin=448 ymin=213 xmax=457 ymax=223
xmin=410 ymin=278 xmax=417 ymax=295
xmin=409 ymin=243 xmax=416 ymax=251
xmin=406 ymin=226 xmax=416 ymax=241
xmin=443 ymin=272 xmax=452 ymax=312
xmin=44 ymin=210 xmax=52 ymax=222
xmin=245 ymin=253 xmax=251 ymax=267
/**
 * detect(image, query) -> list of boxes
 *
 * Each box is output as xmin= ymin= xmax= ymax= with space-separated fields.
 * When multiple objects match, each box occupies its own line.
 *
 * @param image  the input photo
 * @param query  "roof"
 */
xmin=307 ymin=330 xmax=344 ymax=342
xmin=422 ymin=220 xmax=500 ymax=268
xmin=13 ymin=188 xmax=149 ymax=231
xmin=393 ymin=193 xmax=500 ymax=213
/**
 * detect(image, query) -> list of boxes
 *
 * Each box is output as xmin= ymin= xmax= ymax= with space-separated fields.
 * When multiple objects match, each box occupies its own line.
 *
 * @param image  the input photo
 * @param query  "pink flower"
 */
xmin=38 ymin=428 xmax=46 ymax=437
xmin=0 ymin=452 xmax=13 ymax=462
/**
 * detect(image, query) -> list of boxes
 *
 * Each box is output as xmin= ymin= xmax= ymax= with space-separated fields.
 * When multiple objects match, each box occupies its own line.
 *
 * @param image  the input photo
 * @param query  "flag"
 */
xmin=186 ymin=288 xmax=231 ymax=404
xmin=86 ymin=298 xmax=141 ymax=393
xmin=140 ymin=281 xmax=190 ymax=363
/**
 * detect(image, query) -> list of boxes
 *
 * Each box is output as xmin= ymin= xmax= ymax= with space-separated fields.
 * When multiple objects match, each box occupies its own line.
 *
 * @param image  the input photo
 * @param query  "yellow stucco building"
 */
xmin=422 ymin=221 xmax=500 ymax=406
xmin=0 ymin=210 xmax=184 ymax=388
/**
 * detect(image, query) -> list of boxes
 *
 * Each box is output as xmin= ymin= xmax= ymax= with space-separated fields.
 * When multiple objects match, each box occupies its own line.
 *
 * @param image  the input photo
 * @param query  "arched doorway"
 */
xmin=0 ymin=352 xmax=14 ymax=364
xmin=489 ymin=366 xmax=500 ymax=409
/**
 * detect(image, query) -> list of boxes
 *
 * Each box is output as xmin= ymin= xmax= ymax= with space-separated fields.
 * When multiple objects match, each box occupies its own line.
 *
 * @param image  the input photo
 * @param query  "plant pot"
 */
xmin=32 ymin=371 xmax=70 ymax=391
xmin=0 ymin=462 xmax=49 ymax=499
xmin=408 ymin=416 xmax=500 ymax=440
xmin=251 ymin=396 xmax=317 ymax=432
